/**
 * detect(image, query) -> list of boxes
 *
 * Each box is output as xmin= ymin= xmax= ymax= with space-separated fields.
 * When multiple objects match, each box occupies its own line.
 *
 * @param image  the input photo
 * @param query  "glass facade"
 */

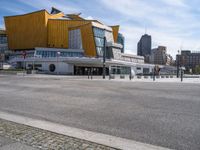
xmin=35 ymin=50 xmax=83 ymax=58
xmin=110 ymin=66 xmax=131 ymax=75
xmin=93 ymin=27 xmax=114 ymax=57
xmin=0 ymin=35 xmax=8 ymax=53
xmin=93 ymin=27 xmax=105 ymax=57
xmin=69 ymin=29 xmax=83 ymax=49
xmin=0 ymin=35 xmax=7 ymax=44
xmin=117 ymin=33 xmax=125 ymax=53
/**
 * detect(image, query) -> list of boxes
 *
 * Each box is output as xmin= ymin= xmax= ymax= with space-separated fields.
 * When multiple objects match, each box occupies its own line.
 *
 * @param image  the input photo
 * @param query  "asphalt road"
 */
xmin=0 ymin=75 xmax=200 ymax=150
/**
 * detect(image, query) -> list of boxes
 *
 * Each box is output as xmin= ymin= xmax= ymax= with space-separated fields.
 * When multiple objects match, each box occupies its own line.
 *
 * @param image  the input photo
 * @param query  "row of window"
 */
xmin=0 ymin=46 xmax=8 ymax=52
xmin=0 ymin=37 xmax=7 ymax=44
xmin=35 ymin=50 xmax=83 ymax=58
xmin=110 ymin=66 xmax=131 ymax=75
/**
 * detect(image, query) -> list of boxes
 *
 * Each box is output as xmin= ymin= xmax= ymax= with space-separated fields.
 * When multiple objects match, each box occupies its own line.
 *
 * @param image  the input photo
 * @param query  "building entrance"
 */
xmin=74 ymin=66 xmax=109 ymax=76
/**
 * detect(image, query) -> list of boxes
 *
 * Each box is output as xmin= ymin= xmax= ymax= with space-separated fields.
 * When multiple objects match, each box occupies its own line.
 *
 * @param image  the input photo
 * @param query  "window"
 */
xmin=0 ymin=35 xmax=7 ymax=44
xmin=69 ymin=29 xmax=82 ymax=49
xmin=93 ymin=27 xmax=105 ymax=38
xmin=93 ymin=27 xmax=105 ymax=57
xmin=95 ymin=37 xmax=104 ymax=47
xmin=35 ymin=50 xmax=83 ymax=58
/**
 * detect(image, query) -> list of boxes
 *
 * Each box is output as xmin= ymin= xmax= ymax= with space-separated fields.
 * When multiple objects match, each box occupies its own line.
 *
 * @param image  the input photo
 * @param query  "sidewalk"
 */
xmin=0 ymin=118 xmax=117 ymax=150
xmin=0 ymin=136 xmax=39 ymax=150
xmin=0 ymin=111 xmax=171 ymax=150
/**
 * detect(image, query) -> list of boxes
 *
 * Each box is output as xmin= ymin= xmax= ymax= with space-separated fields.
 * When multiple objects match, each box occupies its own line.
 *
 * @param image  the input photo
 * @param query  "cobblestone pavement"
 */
xmin=0 ymin=119 xmax=119 ymax=150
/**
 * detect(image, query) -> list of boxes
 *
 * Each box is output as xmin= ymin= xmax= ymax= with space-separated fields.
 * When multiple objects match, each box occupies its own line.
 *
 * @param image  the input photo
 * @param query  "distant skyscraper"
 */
xmin=137 ymin=34 xmax=152 ymax=57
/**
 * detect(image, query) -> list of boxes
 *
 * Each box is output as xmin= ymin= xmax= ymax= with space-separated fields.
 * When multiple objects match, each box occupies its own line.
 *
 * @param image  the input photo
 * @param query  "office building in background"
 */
xmin=137 ymin=34 xmax=152 ymax=58
xmin=176 ymin=50 xmax=200 ymax=72
xmin=150 ymin=46 xmax=174 ymax=66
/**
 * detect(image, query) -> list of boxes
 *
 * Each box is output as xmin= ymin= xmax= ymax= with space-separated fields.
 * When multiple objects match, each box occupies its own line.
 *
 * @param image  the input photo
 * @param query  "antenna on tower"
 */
xmin=145 ymin=24 xmax=147 ymax=34
xmin=180 ymin=40 xmax=183 ymax=51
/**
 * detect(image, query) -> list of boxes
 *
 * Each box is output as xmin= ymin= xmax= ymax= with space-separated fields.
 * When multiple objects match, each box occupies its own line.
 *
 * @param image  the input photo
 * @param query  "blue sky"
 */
xmin=0 ymin=0 xmax=200 ymax=57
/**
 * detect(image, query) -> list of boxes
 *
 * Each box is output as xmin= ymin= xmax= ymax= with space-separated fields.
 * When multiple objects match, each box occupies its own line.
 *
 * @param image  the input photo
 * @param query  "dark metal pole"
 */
xmin=103 ymin=36 xmax=106 ymax=79
xmin=23 ymin=57 xmax=25 ymax=77
xmin=91 ymin=68 xmax=93 ymax=80
xmin=177 ymin=57 xmax=179 ymax=78
xmin=181 ymin=68 xmax=183 ymax=82
xmin=177 ymin=50 xmax=180 ymax=78
xmin=153 ymin=66 xmax=155 ymax=81
xmin=88 ymin=68 xmax=89 ymax=79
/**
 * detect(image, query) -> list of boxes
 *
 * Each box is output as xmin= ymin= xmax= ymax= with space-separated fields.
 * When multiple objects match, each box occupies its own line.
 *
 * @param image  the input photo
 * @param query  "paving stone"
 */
xmin=0 ymin=142 xmax=39 ymax=150
xmin=0 ymin=119 xmax=119 ymax=150
xmin=0 ymin=136 xmax=15 ymax=147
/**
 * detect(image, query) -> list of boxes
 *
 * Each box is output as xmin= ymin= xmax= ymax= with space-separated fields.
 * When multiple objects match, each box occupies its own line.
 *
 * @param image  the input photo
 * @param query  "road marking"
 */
xmin=0 ymin=111 xmax=171 ymax=150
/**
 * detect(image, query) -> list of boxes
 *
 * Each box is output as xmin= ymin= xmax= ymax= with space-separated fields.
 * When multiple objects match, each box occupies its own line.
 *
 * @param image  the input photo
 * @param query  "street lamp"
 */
xmin=103 ymin=36 xmax=106 ymax=79
xmin=176 ymin=50 xmax=180 ymax=78
xmin=153 ymin=65 xmax=156 ymax=81
xmin=22 ymin=51 xmax=27 ymax=77
xmin=57 ymin=51 xmax=61 ymax=75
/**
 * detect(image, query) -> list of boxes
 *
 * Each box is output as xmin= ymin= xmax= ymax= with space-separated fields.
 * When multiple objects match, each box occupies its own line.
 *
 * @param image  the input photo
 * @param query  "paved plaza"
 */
xmin=0 ymin=75 xmax=200 ymax=150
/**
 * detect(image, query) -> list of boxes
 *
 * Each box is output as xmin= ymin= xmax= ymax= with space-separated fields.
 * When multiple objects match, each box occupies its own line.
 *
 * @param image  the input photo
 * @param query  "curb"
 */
xmin=0 ymin=111 xmax=171 ymax=150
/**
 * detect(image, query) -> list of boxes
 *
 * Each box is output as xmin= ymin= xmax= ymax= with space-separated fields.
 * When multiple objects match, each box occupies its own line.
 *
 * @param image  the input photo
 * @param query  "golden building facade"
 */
xmin=4 ymin=8 xmax=122 ymax=57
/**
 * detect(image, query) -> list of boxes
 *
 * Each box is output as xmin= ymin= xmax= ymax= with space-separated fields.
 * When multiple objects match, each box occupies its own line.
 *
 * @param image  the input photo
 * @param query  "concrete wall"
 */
xmin=26 ymin=62 xmax=74 ymax=75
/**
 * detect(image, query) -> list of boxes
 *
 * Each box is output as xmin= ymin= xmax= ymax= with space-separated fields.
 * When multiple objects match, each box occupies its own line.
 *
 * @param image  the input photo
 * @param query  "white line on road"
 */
xmin=0 ymin=111 xmax=171 ymax=150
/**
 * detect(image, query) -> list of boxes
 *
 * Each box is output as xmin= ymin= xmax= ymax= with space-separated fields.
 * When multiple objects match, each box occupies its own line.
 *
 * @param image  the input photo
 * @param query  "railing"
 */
xmin=108 ymin=74 xmax=177 ymax=80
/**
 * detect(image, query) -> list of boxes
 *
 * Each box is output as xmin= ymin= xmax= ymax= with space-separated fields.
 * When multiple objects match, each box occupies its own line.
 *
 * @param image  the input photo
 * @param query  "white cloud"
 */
xmin=99 ymin=0 xmax=200 ymax=58
xmin=17 ymin=0 xmax=80 ymax=13
xmin=85 ymin=16 xmax=94 ymax=20
xmin=160 ymin=0 xmax=186 ymax=7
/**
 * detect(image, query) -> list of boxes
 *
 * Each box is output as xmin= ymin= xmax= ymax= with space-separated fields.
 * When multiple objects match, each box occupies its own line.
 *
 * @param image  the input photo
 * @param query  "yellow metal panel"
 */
xmin=68 ymin=23 xmax=96 ymax=57
xmin=79 ymin=23 xmax=96 ymax=57
xmin=4 ymin=10 xmax=65 ymax=50
xmin=111 ymin=25 xmax=119 ymax=43
xmin=47 ymin=20 xmax=69 ymax=48
xmin=47 ymin=20 xmax=96 ymax=56
xmin=5 ymin=9 xmax=98 ymax=57
xmin=4 ymin=10 xmax=47 ymax=50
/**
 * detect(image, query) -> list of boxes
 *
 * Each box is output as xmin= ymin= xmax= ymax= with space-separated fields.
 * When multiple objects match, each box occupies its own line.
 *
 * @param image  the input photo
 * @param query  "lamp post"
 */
xmin=103 ymin=36 xmax=106 ymax=79
xmin=22 ymin=51 xmax=27 ymax=77
xmin=57 ymin=51 xmax=60 ymax=75
xmin=176 ymin=50 xmax=180 ymax=78
xmin=153 ymin=66 xmax=156 ymax=81
xmin=129 ymin=67 xmax=132 ymax=80
xmin=32 ymin=53 xmax=35 ymax=73
xmin=0 ymin=54 xmax=3 ymax=70
xmin=181 ymin=67 xmax=183 ymax=82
